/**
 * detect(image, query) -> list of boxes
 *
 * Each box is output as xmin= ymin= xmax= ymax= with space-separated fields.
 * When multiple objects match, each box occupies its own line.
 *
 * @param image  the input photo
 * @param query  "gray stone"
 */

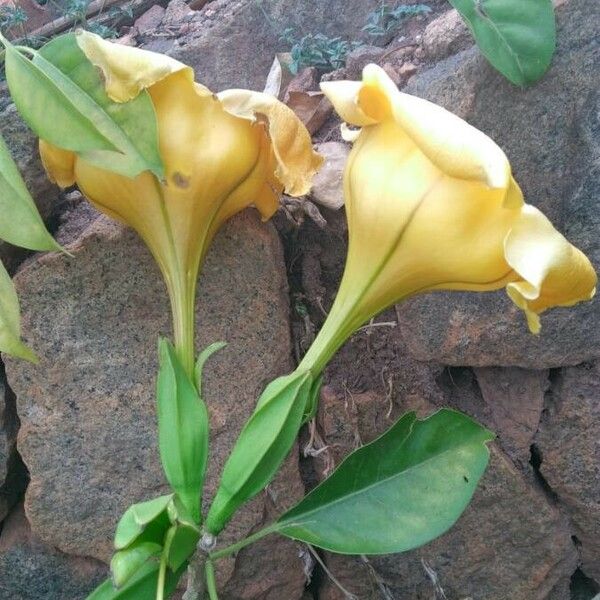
xmin=535 ymin=362 xmax=600 ymax=582
xmin=0 ymin=505 xmax=107 ymax=600
xmin=5 ymin=205 xmax=306 ymax=598
xmin=396 ymin=0 xmax=600 ymax=368
xmin=147 ymin=0 xmax=383 ymax=92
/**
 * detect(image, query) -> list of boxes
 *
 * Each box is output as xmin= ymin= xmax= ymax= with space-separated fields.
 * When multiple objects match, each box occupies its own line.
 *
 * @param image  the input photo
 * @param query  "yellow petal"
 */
xmin=39 ymin=140 xmax=76 ymax=188
xmin=216 ymin=89 xmax=323 ymax=196
xmin=322 ymin=64 xmax=510 ymax=189
xmin=320 ymin=81 xmax=379 ymax=127
xmin=76 ymin=31 xmax=196 ymax=102
xmin=504 ymin=204 xmax=597 ymax=333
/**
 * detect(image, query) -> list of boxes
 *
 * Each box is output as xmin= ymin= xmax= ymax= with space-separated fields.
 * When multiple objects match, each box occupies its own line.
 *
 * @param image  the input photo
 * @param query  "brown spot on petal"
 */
xmin=172 ymin=172 xmax=190 ymax=188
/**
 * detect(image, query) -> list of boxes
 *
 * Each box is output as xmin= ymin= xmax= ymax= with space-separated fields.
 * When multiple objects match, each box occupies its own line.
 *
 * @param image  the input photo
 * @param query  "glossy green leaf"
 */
xmin=2 ymin=34 xmax=164 ymax=179
xmin=195 ymin=341 xmax=227 ymax=398
xmin=205 ymin=370 xmax=313 ymax=534
xmin=157 ymin=338 xmax=208 ymax=524
xmin=276 ymin=408 xmax=494 ymax=554
xmin=87 ymin=559 xmax=185 ymax=600
xmin=110 ymin=541 xmax=162 ymax=588
xmin=114 ymin=494 xmax=173 ymax=550
xmin=449 ymin=0 xmax=556 ymax=86
xmin=0 ymin=259 xmax=36 ymax=361
xmin=0 ymin=132 xmax=59 ymax=251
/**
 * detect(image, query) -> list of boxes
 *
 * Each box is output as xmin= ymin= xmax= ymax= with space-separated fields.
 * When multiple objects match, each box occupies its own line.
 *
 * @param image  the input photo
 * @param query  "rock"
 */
xmin=0 ymin=367 xmax=26 ymax=523
xmin=310 ymin=142 xmax=349 ymax=210
xmin=149 ymin=0 xmax=383 ymax=91
xmin=283 ymin=67 xmax=319 ymax=100
xmin=474 ymin=367 xmax=548 ymax=466
xmin=344 ymin=45 xmax=386 ymax=79
xmin=133 ymin=4 xmax=165 ymax=33
xmin=5 ymin=205 xmax=306 ymax=597
xmin=396 ymin=0 xmax=600 ymax=368
xmin=535 ymin=362 xmax=600 ymax=582
xmin=316 ymin=386 xmax=578 ymax=600
xmin=422 ymin=9 xmax=472 ymax=60
xmin=0 ymin=504 xmax=107 ymax=600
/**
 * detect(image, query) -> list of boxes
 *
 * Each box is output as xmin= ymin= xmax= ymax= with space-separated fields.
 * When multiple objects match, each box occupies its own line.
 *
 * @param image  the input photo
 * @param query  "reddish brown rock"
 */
xmin=315 ymin=378 xmax=577 ymax=600
xmin=535 ymin=362 xmax=600 ymax=582
xmin=5 ymin=206 xmax=306 ymax=598
xmin=474 ymin=367 xmax=548 ymax=466
xmin=421 ymin=8 xmax=471 ymax=60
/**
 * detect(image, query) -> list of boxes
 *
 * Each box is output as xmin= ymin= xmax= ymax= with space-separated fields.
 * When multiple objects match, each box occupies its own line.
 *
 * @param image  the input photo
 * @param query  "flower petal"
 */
xmin=322 ymin=64 xmax=510 ymax=189
xmin=504 ymin=204 xmax=597 ymax=333
xmin=39 ymin=140 xmax=76 ymax=188
xmin=216 ymin=89 xmax=323 ymax=196
xmin=75 ymin=31 xmax=196 ymax=102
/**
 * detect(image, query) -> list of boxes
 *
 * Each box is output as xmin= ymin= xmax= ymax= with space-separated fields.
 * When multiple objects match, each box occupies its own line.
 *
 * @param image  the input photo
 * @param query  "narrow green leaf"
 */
xmin=110 ymin=541 xmax=162 ymax=588
xmin=86 ymin=559 xmax=186 ymax=600
xmin=449 ymin=0 xmax=556 ymax=86
xmin=0 ymin=132 xmax=60 ymax=251
xmin=195 ymin=341 xmax=227 ymax=398
xmin=302 ymin=374 xmax=323 ymax=424
xmin=2 ymin=34 xmax=164 ymax=179
xmin=0 ymin=259 xmax=37 ymax=361
xmin=114 ymin=494 xmax=173 ymax=550
xmin=157 ymin=338 xmax=209 ymax=524
xmin=276 ymin=408 xmax=494 ymax=554
xmin=205 ymin=370 xmax=313 ymax=534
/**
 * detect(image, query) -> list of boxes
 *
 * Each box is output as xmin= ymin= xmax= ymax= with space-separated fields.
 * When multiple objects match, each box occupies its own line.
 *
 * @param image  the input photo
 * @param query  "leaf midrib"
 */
xmin=280 ymin=431 xmax=488 ymax=528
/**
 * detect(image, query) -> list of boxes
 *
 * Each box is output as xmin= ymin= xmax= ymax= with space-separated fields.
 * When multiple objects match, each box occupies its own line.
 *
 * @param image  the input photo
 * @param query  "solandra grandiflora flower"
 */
xmin=298 ymin=64 xmax=596 ymax=376
xmin=39 ymin=32 xmax=322 ymax=376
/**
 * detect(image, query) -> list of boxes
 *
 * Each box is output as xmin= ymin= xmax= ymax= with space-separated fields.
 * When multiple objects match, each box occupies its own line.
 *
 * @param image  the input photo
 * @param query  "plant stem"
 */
xmin=156 ymin=553 xmax=168 ymax=600
xmin=156 ymin=527 xmax=175 ymax=600
xmin=205 ymin=560 xmax=219 ymax=600
xmin=210 ymin=524 xmax=279 ymax=561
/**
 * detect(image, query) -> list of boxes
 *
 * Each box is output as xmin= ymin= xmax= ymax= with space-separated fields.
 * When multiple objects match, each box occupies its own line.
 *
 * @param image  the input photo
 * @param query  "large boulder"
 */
xmin=4 ymin=204 xmax=306 ymax=598
xmin=396 ymin=0 xmax=600 ymax=368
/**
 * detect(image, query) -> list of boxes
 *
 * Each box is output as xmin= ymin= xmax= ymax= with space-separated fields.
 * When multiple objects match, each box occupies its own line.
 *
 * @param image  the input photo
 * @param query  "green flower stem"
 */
xmin=156 ymin=529 xmax=175 ymax=600
xmin=209 ymin=524 xmax=279 ymax=561
xmin=205 ymin=560 xmax=219 ymax=600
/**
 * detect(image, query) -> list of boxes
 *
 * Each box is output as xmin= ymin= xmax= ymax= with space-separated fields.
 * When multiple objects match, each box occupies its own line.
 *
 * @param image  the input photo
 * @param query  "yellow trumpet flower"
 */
xmin=39 ymin=32 xmax=322 ymax=376
xmin=298 ymin=64 xmax=596 ymax=375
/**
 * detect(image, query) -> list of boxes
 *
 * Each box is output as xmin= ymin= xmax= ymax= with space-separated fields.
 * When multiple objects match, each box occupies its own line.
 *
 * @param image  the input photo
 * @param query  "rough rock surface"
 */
xmin=315 ymin=380 xmax=577 ymax=600
xmin=421 ymin=8 xmax=471 ymax=60
xmin=396 ymin=0 xmax=600 ymax=368
xmin=474 ymin=367 xmax=548 ymax=466
xmin=140 ymin=0 xmax=384 ymax=91
xmin=4 ymin=205 xmax=306 ymax=598
xmin=0 ymin=505 xmax=107 ymax=600
xmin=535 ymin=362 xmax=600 ymax=582
xmin=0 ymin=370 xmax=24 ymax=522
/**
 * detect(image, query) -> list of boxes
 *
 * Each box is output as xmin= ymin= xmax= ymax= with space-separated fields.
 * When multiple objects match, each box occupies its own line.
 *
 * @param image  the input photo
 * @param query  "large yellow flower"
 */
xmin=298 ymin=64 xmax=596 ymax=375
xmin=40 ymin=32 xmax=322 ymax=375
